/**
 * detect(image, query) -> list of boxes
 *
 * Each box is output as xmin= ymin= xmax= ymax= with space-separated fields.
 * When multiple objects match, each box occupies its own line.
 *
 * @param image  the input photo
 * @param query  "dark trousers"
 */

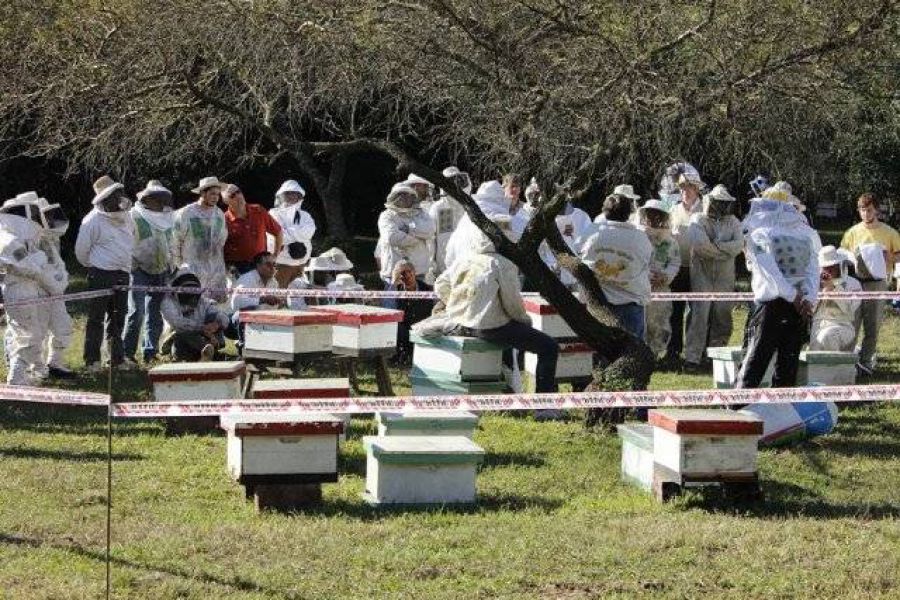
xmin=84 ymin=268 xmax=130 ymax=366
xmin=736 ymin=298 xmax=805 ymax=389
xmin=476 ymin=320 xmax=559 ymax=393
xmin=667 ymin=267 xmax=690 ymax=358
xmin=172 ymin=329 xmax=222 ymax=361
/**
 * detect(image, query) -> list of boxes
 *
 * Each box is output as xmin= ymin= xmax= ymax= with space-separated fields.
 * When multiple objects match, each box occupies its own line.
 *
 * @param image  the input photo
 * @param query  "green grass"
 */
xmin=1 ymin=306 xmax=899 ymax=598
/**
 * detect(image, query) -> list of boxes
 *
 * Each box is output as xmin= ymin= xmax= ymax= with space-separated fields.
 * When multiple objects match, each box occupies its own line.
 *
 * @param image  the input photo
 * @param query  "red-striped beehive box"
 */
xmin=523 ymin=297 xmax=576 ymax=339
xmin=240 ymin=310 xmax=337 ymax=359
xmin=313 ymin=304 xmax=405 ymax=354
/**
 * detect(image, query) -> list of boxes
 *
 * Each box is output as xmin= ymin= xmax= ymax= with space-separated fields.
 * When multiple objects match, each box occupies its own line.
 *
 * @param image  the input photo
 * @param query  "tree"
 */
xmin=1 ymin=0 xmax=897 ymax=420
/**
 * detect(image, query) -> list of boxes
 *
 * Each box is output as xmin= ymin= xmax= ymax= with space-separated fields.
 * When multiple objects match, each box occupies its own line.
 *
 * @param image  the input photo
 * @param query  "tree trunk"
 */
xmin=320 ymin=150 xmax=350 ymax=240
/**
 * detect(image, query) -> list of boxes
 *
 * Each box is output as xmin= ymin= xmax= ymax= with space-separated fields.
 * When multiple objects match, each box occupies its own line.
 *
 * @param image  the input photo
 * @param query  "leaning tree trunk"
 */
xmin=320 ymin=150 xmax=351 ymax=240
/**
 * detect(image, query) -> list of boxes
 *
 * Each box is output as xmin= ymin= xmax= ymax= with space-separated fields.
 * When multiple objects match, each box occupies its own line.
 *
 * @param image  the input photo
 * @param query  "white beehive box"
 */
xmin=707 ymin=346 xmax=774 ymax=389
xmin=799 ymin=351 xmax=857 ymax=386
xmin=376 ymin=411 xmax=479 ymax=438
xmin=252 ymin=378 xmax=352 ymax=440
xmin=149 ymin=361 xmax=246 ymax=401
xmin=363 ymin=435 xmax=484 ymax=505
xmin=411 ymin=333 xmax=504 ymax=381
xmin=524 ymin=341 xmax=593 ymax=382
xmin=221 ymin=412 xmax=344 ymax=482
xmin=314 ymin=304 xmax=404 ymax=354
xmin=617 ymin=423 xmax=654 ymax=492
xmin=523 ymin=297 xmax=576 ymax=339
xmin=241 ymin=310 xmax=336 ymax=359
xmin=648 ymin=409 xmax=762 ymax=477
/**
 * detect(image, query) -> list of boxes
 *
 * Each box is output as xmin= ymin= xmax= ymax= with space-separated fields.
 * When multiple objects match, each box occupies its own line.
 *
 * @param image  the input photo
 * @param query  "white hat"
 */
xmin=191 ymin=176 xmax=224 ymax=194
xmin=677 ymin=172 xmax=704 ymax=189
xmin=474 ymin=180 xmax=506 ymax=205
xmin=92 ymin=175 xmax=125 ymax=205
xmin=818 ymin=245 xmax=854 ymax=268
xmin=442 ymin=166 xmax=462 ymax=178
xmin=136 ymin=180 xmax=172 ymax=201
xmin=327 ymin=273 xmax=364 ymax=291
xmin=386 ymin=182 xmax=419 ymax=207
xmin=405 ymin=173 xmax=433 ymax=187
xmin=612 ymin=184 xmax=640 ymax=201
xmin=639 ymin=199 xmax=669 ymax=213
xmin=7 ymin=191 xmax=41 ymax=207
xmin=704 ymin=184 xmax=736 ymax=203
xmin=275 ymin=179 xmax=305 ymax=198
xmin=307 ymin=247 xmax=354 ymax=272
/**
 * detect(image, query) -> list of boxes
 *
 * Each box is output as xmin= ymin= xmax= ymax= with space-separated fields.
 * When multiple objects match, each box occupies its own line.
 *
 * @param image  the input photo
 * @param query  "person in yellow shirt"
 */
xmin=840 ymin=192 xmax=900 ymax=375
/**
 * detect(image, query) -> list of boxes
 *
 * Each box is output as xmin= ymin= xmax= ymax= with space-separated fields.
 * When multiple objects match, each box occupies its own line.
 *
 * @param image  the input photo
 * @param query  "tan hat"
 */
xmin=704 ymin=184 xmax=736 ymax=203
xmin=818 ymin=245 xmax=853 ymax=268
xmin=191 ymin=176 xmax=224 ymax=194
xmin=92 ymin=175 xmax=125 ymax=205
xmin=612 ymin=184 xmax=640 ymax=201
xmin=136 ymin=180 xmax=172 ymax=201
xmin=677 ymin=172 xmax=704 ymax=189
xmin=307 ymin=247 xmax=354 ymax=272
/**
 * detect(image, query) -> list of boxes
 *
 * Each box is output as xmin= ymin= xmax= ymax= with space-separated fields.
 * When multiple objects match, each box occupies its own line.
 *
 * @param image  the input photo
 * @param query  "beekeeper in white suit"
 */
xmin=36 ymin=197 xmax=75 ymax=378
xmin=377 ymin=182 xmax=435 ymax=288
xmin=810 ymin=246 xmax=861 ymax=351
xmin=173 ymin=176 xmax=228 ymax=301
xmin=428 ymin=166 xmax=472 ymax=278
xmin=682 ymin=184 xmax=744 ymax=371
xmin=268 ymin=179 xmax=316 ymax=288
xmin=0 ymin=193 xmax=61 ymax=385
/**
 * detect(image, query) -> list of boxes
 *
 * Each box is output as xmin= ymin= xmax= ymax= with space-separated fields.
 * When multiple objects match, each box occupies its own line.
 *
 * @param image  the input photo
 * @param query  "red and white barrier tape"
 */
xmin=0 ymin=384 xmax=110 ymax=407
xmin=109 ymin=384 xmax=898 ymax=418
xmin=0 ymin=289 xmax=113 ymax=310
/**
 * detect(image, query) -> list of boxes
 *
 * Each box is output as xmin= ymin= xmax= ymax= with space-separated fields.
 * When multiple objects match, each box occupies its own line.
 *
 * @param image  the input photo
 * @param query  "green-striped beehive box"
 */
xmin=411 ymin=333 xmax=505 ymax=381
xmin=376 ymin=411 xmax=479 ymax=438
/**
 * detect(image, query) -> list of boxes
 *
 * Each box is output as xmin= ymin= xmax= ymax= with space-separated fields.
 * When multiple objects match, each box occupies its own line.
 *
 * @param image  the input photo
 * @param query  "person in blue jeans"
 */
xmin=122 ymin=180 xmax=176 ymax=365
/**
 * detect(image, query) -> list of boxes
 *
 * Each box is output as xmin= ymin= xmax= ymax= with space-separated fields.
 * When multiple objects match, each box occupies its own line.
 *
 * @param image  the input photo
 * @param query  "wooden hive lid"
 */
xmin=149 ymin=360 xmax=246 ymax=382
xmin=409 ymin=333 xmax=506 ymax=352
xmin=799 ymin=351 xmax=858 ymax=364
xmin=252 ymin=378 xmax=350 ymax=399
xmin=239 ymin=309 xmax=337 ymax=326
xmin=377 ymin=411 xmax=479 ymax=428
xmin=363 ymin=435 xmax=484 ymax=464
xmin=648 ymin=408 xmax=763 ymax=435
xmin=706 ymin=346 xmax=744 ymax=361
xmin=522 ymin=297 xmax=558 ymax=315
xmin=314 ymin=304 xmax=405 ymax=325
xmin=221 ymin=411 xmax=344 ymax=436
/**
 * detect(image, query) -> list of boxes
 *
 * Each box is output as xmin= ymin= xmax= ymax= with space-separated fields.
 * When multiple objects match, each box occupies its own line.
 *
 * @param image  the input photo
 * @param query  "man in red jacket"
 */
xmin=222 ymin=184 xmax=283 ymax=276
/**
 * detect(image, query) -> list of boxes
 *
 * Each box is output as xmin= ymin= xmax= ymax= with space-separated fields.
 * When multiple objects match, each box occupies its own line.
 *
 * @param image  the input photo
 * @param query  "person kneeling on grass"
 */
xmin=160 ymin=270 xmax=230 ymax=362
xmin=433 ymin=230 xmax=559 ymax=396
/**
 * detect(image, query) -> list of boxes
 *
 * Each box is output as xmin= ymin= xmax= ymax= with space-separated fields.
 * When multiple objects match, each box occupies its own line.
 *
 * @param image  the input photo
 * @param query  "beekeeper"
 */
xmin=637 ymin=199 xmax=681 ymax=359
xmin=0 ymin=193 xmax=60 ymax=384
xmin=840 ymin=192 xmax=900 ymax=376
xmin=737 ymin=185 xmax=821 ymax=388
xmin=405 ymin=173 xmax=435 ymax=211
xmin=172 ymin=176 xmax=228 ymax=302
xmin=810 ymin=246 xmax=861 ymax=351
xmin=594 ymin=184 xmax=640 ymax=224
xmin=445 ymin=180 xmax=528 ymax=270
xmin=269 ymin=179 xmax=316 ymax=289
xmin=377 ymin=182 xmax=435 ymax=288
xmin=122 ymin=180 xmax=175 ymax=366
xmin=538 ymin=194 xmax=593 ymax=290
xmin=428 ymin=166 xmax=472 ymax=277
xmin=36 ymin=196 xmax=75 ymax=378
xmin=160 ymin=269 xmax=230 ymax=361
xmin=579 ymin=192 xmax=652 ymax=339
xmin=682 ymin=184 xmax=743 ymax=372
xmin=75 ymin=176 xmax=135 ymax=372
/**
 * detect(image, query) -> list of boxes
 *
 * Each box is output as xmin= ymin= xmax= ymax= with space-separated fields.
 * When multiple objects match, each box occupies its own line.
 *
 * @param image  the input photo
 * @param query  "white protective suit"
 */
xmin=0 ymin=197 xmax=60 ymax=384
xmin=578 ymin=216 xmax=652 ymax=306
xmin=377 ymin=184 xmax=436 ymax=280
xmin=429 ymin=167 xmax=472 ymax=277
xmin=131 ymin=202 xmax=175 ymax=275
xmin=172 ymin=202 xmax=228 ymax=299
xmin=683 ymin=210 xmax=744 ymax=364
xmin=641 ymin=223 xmax=681 ymax=358
xmin=810 ymin=275 xmax=861 ymax=351
xmin=538 ymin=204 xmax=592 ymax=288
xmin=37 ymin=199 xmax=73 ymax=374
xmin=444 ymin=181 xmax=528 ymax=270
xmin=743 ymin=199 xmax=822 ymax=306
xmin=231 ymin=268 xmax=280 ymax=312
xmin=269 ymin=186 xmax=316 ymax=267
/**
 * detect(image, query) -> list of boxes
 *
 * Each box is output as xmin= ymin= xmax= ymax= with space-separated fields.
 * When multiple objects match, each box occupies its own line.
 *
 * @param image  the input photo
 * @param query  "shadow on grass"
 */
xmin=681 ymin=479 xmax=900 ymax=520
xmin=0 ymin=532 xmax=283 ymax=597
xmin=338 ymin=448 xmax=547 ymax=478
xmin=0 ymin=447 xmax=143 ymax=462
xmin=307 ymin=493 xmax=564 ymax=520
xmin=0 ymin=404 xmax=159 ymax=438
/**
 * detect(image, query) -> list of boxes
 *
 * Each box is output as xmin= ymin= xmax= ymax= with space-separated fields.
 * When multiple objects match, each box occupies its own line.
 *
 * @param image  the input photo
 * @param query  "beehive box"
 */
xmin=411 ymin=333 xmax=504 ymax=381
xmin=409 ymin=366 xmax=507 ymax=397
xmin=252 ymin=378 xmax=352 ymax=440
xmin=314 ymin=304 xmax=404 ymax=355
xmin=617 ymin=423 xmax=654 ymax=492
xmin=799 ymin=351 xmax=857 ymax=386
xmin=376 ymin=411 xmax=479 ymax=438
xmin=150 ymin=361 xmax=246 ymax=401
xmin=221 ymin=412 xmax=344 ymax=483
xmin=524 ymin=341 xmax=593 ymax=382
xmin=363 ymin=435 xmax=484 ymax=505
xmin=706 ymin=346 xmax=774 ymax=389
xmin=241 ymin=310 xmax=336 ymax=360
xmin=523 ymin=297 xmax=576 ymax=339
xmin=648 ymin=409 xmax=762 ymax=478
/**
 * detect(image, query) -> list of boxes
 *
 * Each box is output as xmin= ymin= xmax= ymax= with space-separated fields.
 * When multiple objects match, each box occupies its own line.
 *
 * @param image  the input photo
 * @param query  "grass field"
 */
xmin=2 ymin=301 xmax=899 ymax=599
